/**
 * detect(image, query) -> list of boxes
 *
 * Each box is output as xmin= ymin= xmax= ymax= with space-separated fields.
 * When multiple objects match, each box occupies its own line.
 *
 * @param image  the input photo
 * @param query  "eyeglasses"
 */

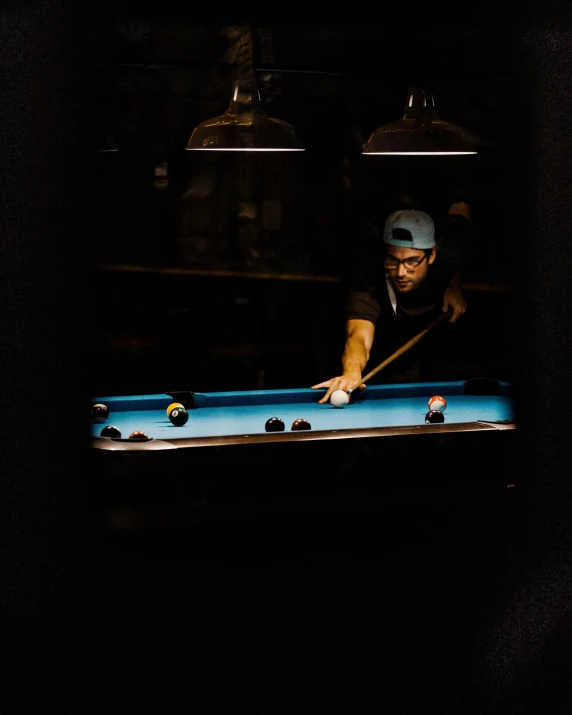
xmin=384 ymin=254 xmax=428 ymax=272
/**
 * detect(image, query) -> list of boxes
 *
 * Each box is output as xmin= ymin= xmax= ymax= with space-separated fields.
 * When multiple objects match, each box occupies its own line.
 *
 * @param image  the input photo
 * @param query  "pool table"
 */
xmin=88 ymin=378 xmax=518 ymax=534
xmin=90 ymin=378 xmax=515 ymax=450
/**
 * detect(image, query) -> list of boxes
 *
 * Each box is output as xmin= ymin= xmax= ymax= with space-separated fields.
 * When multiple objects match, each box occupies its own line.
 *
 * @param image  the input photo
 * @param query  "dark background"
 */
xmin=87 ymin=10 xmax=516 ymax=396
xmin=3 ymin=3 xmax=572 ymax=714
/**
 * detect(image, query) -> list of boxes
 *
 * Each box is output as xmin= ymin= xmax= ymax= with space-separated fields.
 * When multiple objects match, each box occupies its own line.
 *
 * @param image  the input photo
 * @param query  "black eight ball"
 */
xmin=425 ymin=410 xmax=445 ymax=424
xmin=265 ymin=417 xmax=285 ymax=432
xmin=169 ymin=406 xmax=189 ymax=426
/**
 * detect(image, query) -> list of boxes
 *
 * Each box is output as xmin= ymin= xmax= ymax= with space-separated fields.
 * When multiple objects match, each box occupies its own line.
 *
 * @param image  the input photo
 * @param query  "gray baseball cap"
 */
xmin=383 ymin=209 xmax=436 ymax=249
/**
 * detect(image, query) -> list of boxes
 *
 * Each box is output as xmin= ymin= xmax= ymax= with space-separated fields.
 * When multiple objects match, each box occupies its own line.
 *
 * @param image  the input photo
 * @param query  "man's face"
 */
xmin=384 ymin=246 xmax=436 ymax=293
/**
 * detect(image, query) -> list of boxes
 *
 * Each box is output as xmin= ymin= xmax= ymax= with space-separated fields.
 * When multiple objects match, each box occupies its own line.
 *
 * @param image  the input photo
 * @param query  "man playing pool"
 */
xmin=312 ymin=201 xmax=475 ymax=404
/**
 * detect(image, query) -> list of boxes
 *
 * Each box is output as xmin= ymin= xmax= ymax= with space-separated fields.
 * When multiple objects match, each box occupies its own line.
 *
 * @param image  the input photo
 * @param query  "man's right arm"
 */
xmin=311 ymin=319 xmax=375 ymax=404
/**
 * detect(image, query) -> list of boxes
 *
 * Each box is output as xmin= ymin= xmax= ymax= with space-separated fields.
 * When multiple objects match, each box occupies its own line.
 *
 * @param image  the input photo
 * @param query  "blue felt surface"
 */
xmin=89 ymin=383 xmax=515 ymax=440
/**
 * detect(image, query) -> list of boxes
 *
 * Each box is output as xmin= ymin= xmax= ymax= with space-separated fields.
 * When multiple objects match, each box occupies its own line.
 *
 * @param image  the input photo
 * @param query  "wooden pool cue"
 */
xmin=348 ymin=312 xmax=451 ymax=393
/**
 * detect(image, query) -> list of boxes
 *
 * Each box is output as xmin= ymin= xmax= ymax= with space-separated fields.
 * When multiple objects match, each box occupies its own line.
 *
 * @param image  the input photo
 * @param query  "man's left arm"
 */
xmin=441 ymin=201 xmax=473 ymax=323
xmin=442 ymin=273 xmax=467 ymax=323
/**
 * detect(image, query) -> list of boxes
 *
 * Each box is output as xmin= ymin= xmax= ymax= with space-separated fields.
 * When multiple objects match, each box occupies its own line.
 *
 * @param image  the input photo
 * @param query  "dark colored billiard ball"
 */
xmin=265 ymin=417 xmax=285 ymax=432
xmin=129 ymin=430 xmax=149 ymax=440
xmin=291 ymin=418 xmax=311 ymax=431
xmin=91 ymin=403 xmax=109 ymax=423
xmin=100 ymin=425 xmax=121 ymax=438
xmin=425 ymin=410 xmax=445 ymax=424
xmin=168 ymin=406 xmax=189 ymax=426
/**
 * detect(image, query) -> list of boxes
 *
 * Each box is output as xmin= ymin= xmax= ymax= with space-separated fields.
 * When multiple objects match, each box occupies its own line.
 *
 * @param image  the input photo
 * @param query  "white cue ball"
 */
xmin=330 ymin=390 xmax=350 ymax=408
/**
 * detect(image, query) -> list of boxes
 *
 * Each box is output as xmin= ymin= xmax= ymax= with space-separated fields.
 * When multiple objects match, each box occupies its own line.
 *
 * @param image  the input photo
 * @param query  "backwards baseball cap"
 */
xmin=383 ymin=209 xmax=436 ymax=250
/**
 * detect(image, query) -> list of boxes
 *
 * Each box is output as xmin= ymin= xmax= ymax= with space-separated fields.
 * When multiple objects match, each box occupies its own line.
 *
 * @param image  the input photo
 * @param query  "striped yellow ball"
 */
xmin=167 ymin=402 xmax=184 ymax=418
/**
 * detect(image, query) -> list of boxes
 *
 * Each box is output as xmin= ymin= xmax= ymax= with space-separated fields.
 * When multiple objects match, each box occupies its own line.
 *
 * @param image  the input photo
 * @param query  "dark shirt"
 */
xmin=344 ymin=213 xmax=476 ymax=366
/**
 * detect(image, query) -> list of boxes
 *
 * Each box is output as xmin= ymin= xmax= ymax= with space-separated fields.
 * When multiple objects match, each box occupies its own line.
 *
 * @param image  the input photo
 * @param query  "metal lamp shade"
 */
xmin=362 ymin=87 xmax=481 ymax=156
xmin=186 ymin=79 xmax=304 ymax=152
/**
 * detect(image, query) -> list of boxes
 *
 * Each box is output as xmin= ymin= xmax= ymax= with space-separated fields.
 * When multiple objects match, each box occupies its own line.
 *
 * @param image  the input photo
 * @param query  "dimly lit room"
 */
xmin=3 ymin=3 xmax=572 ymax=714
xmin=88 ymin=15 xmax=515 ymax=396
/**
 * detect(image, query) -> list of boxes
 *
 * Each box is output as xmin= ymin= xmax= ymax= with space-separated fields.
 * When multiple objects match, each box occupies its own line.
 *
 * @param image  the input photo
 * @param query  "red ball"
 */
xmin=129 ymin=431 xmax=149 ymax=440
xmin=428 ymin=395 xmax=447 ymax=412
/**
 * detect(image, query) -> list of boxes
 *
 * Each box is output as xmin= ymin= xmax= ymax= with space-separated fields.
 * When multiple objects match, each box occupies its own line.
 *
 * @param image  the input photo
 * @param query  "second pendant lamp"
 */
xmin=362 ymin=87 xmax=481 ymax=156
